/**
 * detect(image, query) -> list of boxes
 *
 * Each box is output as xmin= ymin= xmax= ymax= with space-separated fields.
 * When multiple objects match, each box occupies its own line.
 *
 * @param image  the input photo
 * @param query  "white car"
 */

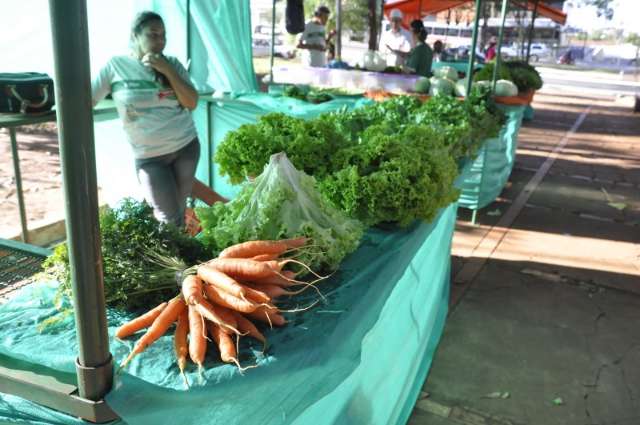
xmin=252 ymin=36 xmax=296 ymax=59
xmin=500 ymin=43 xmax=549 ymax=62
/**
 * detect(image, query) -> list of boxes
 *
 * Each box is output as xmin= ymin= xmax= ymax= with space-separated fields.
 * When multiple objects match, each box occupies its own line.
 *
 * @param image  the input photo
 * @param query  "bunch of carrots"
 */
xmin=115 ymin=237 xmax=317 ymax=386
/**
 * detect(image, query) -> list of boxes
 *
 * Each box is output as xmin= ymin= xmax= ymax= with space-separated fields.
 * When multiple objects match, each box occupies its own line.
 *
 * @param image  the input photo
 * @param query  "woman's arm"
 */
xmin=143 ymin=54 xmax=199 ymax=110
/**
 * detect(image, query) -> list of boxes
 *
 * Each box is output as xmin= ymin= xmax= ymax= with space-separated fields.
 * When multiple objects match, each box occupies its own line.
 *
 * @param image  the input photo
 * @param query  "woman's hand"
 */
xmin=141 ymin=53 xmax=171 ymax=74
xmin=142 ymin=53 xmax=198 ymax=110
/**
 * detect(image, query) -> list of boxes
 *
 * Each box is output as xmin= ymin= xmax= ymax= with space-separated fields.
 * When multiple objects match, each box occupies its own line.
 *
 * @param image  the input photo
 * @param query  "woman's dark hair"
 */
xmin=131 ymin=11 xmax=164 ymax=37
xmin=410 ymin=19 xmax=424 ymax=32
xmin=314 ymin=5 xmax=330 ymax=17
xmin=434 ymin=40 xmax=444 ymax=53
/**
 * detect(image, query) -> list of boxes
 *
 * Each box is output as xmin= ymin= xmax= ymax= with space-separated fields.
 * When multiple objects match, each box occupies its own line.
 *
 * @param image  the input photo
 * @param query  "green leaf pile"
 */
xmin=196 ymin=153 xmax=364 ymax=273
xmin=41 ymin=199 xmax=208 ymax=311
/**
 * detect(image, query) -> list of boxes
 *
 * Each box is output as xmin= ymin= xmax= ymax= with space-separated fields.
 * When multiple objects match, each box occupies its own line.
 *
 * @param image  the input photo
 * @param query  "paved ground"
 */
xmin=409 ymin=90 xmax=640 ymax=424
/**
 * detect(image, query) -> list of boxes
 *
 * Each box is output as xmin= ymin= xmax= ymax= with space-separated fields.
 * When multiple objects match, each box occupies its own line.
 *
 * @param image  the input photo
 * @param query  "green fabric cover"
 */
xmin=0 ymin=203 xmax=457 ymax=425
xmin=186 ymin=0 xmax=258 ymax=93
xmin=193 ymin=93 xmax=373 ymax=200
xmin=457 ymin=104 xmax=525 ymax=210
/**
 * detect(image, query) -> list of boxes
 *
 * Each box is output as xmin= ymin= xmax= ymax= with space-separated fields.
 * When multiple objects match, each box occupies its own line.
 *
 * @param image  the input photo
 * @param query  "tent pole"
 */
xmin=335 ymin=0 xmax=342 ymax=60
xmin=269 ymin=0 xmax=276 ymax=83
xmin=465 ymin=0 xmax=483 ymax=97
xmin=525 ymin=0 xmax=540 ymax=62
xmin=49 ymin=0 xmax=113 ymax=401
xmin=186 ymin=0 xmax=191 ymax=68
xmin=492 ymin=0 xmax=509 ymax=93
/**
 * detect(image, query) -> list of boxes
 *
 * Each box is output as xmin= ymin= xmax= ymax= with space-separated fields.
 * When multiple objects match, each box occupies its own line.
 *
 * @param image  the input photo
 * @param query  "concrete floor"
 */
xmin=409 ymin=90 xmax=640 ymax=425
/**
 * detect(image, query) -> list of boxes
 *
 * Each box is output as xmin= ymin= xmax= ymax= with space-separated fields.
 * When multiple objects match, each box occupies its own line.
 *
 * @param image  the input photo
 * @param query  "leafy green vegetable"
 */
xmin=41 ymin=199 xmax=207 ymax=311
xmin=473 ymin=61 xmax=513 ymax=85
xmin=319 ymin=123 xmax=460 ymax=226
xmin=505 ymin=61 xmax=543 ymax=92
xmin=196 ymin=153 xmax=364 ymax=273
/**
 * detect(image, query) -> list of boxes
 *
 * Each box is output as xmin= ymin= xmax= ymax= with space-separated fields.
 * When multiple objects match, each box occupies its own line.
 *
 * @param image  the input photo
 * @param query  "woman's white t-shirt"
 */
xmin=300 ymin=20 xmax=327 ymax=67
xmin=91 ymin=55 xmax=198 ymax=159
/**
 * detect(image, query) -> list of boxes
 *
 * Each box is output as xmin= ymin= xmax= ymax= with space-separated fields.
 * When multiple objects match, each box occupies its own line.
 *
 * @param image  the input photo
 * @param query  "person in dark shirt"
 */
xmin=405 ymin=20 xmax=433 ymax=77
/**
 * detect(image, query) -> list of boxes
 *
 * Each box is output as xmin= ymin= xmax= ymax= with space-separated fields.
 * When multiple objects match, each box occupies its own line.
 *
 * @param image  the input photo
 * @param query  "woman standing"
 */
xmin=92 ymin=11 xmax=201 ymax=227
xmin=405 ymin=20 xmax=433 ymax=78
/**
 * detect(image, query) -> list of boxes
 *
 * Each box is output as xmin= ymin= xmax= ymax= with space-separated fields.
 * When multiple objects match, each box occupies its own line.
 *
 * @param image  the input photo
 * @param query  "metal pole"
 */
xmin=9 ymin=129 xmax=29 ymax=243
xmin=492 ymin=0 xmax=509 ymax=93
xmin=335 ymin=0 xmax=342 ymax=60
xmin=269 ymin=0 xmax=276 ymax=82
xmin=186 ymin=0 xmax=191 ymax=68
xmin=525 ymin=0 xmax=540 ymax=62
xmin=49 ymin=0 xmax=113 ymax=401
xmin=465 ymin=0 xmax=483 ymax=97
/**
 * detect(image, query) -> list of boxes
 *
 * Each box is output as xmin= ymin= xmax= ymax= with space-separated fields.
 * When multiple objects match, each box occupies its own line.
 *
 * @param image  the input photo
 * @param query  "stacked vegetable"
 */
xmin=215 ymin=94 xmax=504 ymax=226
xmin=197 ymin=153 xmax=364 ymax=271
xmin=116 ymin=237 xmax=318 ymax=386
xmin=473 ymin=60 xmax=543 ymax=95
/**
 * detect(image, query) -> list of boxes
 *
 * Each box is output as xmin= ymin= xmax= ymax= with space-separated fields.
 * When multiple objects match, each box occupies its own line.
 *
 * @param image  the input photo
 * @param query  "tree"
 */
xmin=565 ymin=0 xmax=614 ymax=20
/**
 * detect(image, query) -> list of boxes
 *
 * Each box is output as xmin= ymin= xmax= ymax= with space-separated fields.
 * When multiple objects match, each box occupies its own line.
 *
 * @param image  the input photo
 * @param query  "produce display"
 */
xmin=116 ymin=237 xmax=318 ymax=385
xmin=216 ymin=93 xmax=504 ymax=226
xmin=41 ymin=199 xmax=209 ymax=312
xmin=196 ymin=153 xmax=364 ymax=272
xmin=282 ymin=85 xmax=336 ymax=104
xmin=473 ymin=60 xmax=543 ymax=94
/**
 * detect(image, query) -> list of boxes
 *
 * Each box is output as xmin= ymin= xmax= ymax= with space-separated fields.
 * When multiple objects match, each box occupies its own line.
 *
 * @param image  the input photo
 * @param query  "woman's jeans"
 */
xmin=135 ymin=138 xmax=200 ymax=227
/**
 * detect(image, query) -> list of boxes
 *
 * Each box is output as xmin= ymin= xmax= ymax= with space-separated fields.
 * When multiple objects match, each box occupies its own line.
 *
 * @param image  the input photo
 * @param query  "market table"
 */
xmin=456 ymin=104 xmax=526 ymax=221
xmin=0 ymin=201 xmax=457 ymax=425
xmin=0 ymin=102 xmax=118 ymax=242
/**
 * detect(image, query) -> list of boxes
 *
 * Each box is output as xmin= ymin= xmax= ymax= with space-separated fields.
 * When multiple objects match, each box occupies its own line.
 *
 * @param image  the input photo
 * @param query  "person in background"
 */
xmin=405 ymin=20 xmax=433 ymax=77
xmin=380 ymin=8 xmax=411 ymax=67
xmin=433 ymin=40 xmax=446 ymax=62
xmin=92 ymin=11 xmax=224 ymax=228
xmin=297 ymin=6 xmax=331 ymax=67
xmin=485 ymin=36 xmax=497 ymax=61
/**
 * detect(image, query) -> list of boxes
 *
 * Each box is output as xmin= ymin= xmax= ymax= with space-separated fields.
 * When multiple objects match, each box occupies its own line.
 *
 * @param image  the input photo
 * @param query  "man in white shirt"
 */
xmin=380 ymin=8 xmax=411 ymax=67
xmin=297 ymin=5 xmax=330 ymax=67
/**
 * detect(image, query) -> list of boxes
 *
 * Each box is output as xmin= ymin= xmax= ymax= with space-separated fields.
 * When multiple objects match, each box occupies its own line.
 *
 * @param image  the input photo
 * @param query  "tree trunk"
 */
xmin=368 ymin=0 xmax=377 ymax=50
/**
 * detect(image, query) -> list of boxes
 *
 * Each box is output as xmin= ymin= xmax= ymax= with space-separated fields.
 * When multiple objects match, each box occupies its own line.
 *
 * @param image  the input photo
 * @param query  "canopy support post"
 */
xmin=335 ymin=0 xmax=342 ymax=61
xmin=465 ymin=0 xmax=483 ymax=97
xmin=269 ymin=0 xmax=276 ymax=83
xmin=525 ymin=0 xmax=540 ymax=62
xmin=492 ymin=0 xmax=509 ymax=93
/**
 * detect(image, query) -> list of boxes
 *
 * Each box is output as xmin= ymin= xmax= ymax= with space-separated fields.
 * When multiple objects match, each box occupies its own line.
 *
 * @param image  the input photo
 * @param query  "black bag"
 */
xmin=285 ymin=0 xmax=305 ymax=35
xmin=0 ymin=72 xmax=55 ymax=114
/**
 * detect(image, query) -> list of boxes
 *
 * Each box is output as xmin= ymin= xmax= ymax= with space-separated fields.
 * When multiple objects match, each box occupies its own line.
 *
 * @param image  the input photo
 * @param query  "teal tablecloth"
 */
xmin=456 ymin=104 xmax=525 ymax=210
xmin=193 ymin=93 xmax=372 ymax=201
xmin=0 ymin=203 xmax=457 ymax=425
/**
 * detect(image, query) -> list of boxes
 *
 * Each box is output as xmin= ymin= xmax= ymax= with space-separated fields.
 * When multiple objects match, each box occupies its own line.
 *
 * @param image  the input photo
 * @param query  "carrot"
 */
xmin=245 ymin=282 xmax=295 ymax=299
xmin=174 ymin=309 xmax=190 ymax=388
xmin=182 ymin=274 xmax=204 ymax=305
xmin=251 ymin=253 xmax=280 ymax=262
xmin=115 ymin=301 xmax=167 ymax=339
xmin=203 ymin=283 xmax=259 ymax=313
xmin=197 ymin=265 xmax=247 ymax=299
xmin=206 ymin=258 xmax=284 ymax=281
xmin=243 ymin=286 xmax=272 ymax=304
xmin=231 ymin=311 xmax=266 ymax=345
xmin=192 ymin=298 xmax=240 ymax=335
xmin=218 ymin=237 xmax=307 ymax=259
xmin=246 ymin=306 xmax=286 ymax=328
xmin=188 ymin=305 xmax=207 ymax=373
xmin=251 ymin=270 xmax=299 ymax=287
xmin=207 ymin=322 xmax=240 ymax=367
xmin=120 ymin=297 xmax=186 ymax=369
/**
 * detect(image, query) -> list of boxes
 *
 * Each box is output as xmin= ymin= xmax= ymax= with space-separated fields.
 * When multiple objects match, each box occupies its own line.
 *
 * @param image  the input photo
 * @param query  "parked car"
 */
xmin=252 ymin=36 xmax=296 ymax=59
xmin=501 ymin=43 xmax=550 ymax=62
